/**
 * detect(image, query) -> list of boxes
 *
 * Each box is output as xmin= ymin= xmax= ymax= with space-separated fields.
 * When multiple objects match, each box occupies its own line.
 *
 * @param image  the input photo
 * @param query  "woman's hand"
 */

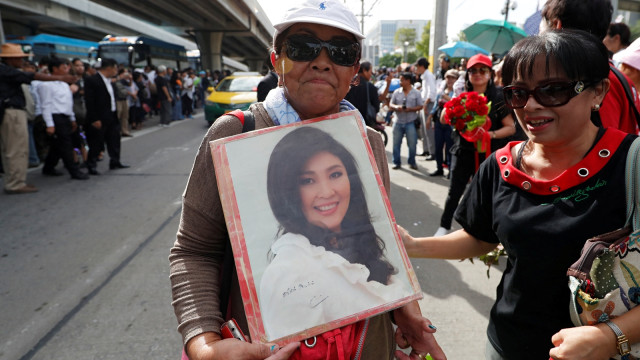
xmin=393 ymin=301 xmax=446 ymax=360
xmin=186 ymin=332 xmax=300 ymax=360
xmin=397 ymin=225 xmax=418 ymax=256
xmin=549 ymin=325 xmax=617 ymax=360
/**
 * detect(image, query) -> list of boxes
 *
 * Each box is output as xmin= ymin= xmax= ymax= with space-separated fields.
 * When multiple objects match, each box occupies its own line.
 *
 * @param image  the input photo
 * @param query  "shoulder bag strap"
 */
xmin=609 ymin=64 xmax=640 ymax=130
xmin=365 ymin=80 xmax=370 ymax=102
xmin=626 ymin=136 xmax=640 ymax=230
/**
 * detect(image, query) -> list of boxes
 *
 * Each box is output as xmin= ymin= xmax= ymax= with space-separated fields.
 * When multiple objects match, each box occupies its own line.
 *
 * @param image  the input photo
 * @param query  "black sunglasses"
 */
xmin=283 ymin=35 xmax=360 ymax=67
xmin=468 ymin=67 xmax=491 ymax=75
xmin=502 ymin=81 xmax=591 ymax=109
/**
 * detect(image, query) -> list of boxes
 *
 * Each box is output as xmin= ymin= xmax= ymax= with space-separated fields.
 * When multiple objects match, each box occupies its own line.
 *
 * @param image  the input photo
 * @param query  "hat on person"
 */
xmin=618 ymin=49 xmax=640 ymax=71
xmin=272 ymin=0 xmax=365 ymax=49
xmin=466 ymin=54 xmax=493 ymax=69
xmin=157 ymin=65 xmax=167 ymax=73
xmin=414 ymin=57 xmax=429 ymax=69
xmin=616 ymin=38 xmax=640 ymax=71
xmin=445 ymin=69 xmax=459 ymax=78
xmin=439 ymin=53 xmax=450 ymax=62
xmin=0 ymin=43 xmax=29 ymax=58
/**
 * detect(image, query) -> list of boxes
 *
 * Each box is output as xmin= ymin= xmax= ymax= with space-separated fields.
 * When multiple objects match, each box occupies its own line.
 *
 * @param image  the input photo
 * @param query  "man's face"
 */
xmin=73 ymin=60 xmax=85 ymax=75
xmin=102 ymin=65 xmax=118 ymax=78
xmin=362 ymin=67 xmax=372 ymax=81
xmin=5 ymin=57 xmax=25 ymax=69
xmin=51 ymin=63 xmax=70 ymax=76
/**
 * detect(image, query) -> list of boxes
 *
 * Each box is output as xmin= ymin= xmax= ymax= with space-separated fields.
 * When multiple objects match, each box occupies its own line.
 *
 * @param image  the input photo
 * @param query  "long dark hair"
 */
xmin=266 ymin=127 xmax=396 ymax=284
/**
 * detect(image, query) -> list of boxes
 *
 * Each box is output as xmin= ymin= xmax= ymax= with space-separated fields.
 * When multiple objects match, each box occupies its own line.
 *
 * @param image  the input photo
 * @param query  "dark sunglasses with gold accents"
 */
xmin=283 ymin=34 xmax=360 ymax=67
xmin=467 ymin=67 xmax=491 ymax=75
xmin=502 ymin=80 xmax=592 ymax=109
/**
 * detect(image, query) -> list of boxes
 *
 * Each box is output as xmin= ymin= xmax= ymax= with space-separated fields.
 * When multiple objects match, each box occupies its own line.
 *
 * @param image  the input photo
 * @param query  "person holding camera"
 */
xmin=389 ymin=72 xmax=424 ymax=170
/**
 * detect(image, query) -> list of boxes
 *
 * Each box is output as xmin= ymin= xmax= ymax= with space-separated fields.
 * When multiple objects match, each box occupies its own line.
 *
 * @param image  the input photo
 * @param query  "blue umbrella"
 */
xmin=438 ymin=41 xmax=490 ymax=58
xmin=524 ymin=10 xmax=542 ymax=36
xmin=463 ymin=19 xmax=528 ymax=55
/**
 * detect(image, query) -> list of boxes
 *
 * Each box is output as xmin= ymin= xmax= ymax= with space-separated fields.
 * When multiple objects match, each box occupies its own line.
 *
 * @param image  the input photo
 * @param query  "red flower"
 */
xmin=444 ymin=92 xmax=493 ymax=153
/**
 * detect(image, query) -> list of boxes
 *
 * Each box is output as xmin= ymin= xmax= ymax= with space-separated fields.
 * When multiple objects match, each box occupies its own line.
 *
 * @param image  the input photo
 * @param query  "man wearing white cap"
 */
xmin=0 ymin=43 xmax=75 ymax=194
xmin=617 ymin=38 xmax=640 ymax=94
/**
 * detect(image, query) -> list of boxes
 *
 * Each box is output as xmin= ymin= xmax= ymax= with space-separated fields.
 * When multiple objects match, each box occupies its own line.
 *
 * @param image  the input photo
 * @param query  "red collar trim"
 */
xmin=496 ymin=129 xmax=627 ymax=195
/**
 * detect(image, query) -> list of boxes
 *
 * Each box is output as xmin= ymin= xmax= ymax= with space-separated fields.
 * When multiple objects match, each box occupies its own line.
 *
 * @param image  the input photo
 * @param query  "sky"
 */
xmin=257 ymin=0 xmax=543 ymax=41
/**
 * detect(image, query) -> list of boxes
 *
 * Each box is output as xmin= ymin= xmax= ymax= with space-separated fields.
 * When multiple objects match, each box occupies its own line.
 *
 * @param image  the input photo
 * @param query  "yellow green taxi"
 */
xmin=204 ymin=72 xmax=263 ymax=125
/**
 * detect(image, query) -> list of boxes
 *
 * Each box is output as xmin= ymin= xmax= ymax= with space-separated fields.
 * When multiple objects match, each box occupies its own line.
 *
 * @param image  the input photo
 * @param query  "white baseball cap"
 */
xmin=273 ymin=0 xmax=365 ymax=49
xmin=617 ymin=38 xmax=640 ymax=71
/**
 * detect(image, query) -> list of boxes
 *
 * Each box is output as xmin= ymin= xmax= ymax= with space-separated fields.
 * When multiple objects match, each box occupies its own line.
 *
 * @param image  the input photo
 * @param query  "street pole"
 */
xmin=429 ymin=0 xmax=449 ymax=72
xmin=361 ymin=0 xmax=365 ymax=35
xmin=503 ymin=0 xmax=510 ymax=22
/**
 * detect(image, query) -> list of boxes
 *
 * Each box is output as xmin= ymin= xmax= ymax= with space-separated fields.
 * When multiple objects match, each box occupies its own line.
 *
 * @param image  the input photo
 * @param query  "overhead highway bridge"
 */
xmin=0 ymin=0 xmax=274 ymax=71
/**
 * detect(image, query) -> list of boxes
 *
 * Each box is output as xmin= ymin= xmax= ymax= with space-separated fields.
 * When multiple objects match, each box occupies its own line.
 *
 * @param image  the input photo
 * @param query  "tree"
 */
xmin=455 ymin=30 xmax=467 ymax=42
xmin=379 ymin=53 xmax=403 ymax=68
xmin=406 ymin=51 xmax=418 ymax=64
xmin=415 ymin=21 xmax=431 ymax=58
xmin=394 ymin=27 xmax=417 ymax=47
xmin=631 ymin=19 xmax=640 ymax=43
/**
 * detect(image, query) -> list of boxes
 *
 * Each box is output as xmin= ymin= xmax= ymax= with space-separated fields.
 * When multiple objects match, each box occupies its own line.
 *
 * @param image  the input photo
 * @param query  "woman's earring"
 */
xmin=592 ymin=104 xmax=600 ymax=111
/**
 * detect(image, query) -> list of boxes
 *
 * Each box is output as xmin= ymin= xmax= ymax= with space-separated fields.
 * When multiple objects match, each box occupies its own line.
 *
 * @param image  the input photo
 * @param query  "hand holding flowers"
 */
xmin=443 ymin=91 xmax=492 ymax=153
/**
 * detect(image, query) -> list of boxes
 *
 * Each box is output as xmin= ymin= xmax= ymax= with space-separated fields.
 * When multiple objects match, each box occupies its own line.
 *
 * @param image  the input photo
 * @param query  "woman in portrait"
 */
xmin=260 ymin=126 xmax=408 ymax=340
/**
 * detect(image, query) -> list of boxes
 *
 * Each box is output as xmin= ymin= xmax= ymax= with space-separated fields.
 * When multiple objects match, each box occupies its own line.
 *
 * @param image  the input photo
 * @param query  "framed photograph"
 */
xmin=211 ymin=110 xmax=422 ymax=344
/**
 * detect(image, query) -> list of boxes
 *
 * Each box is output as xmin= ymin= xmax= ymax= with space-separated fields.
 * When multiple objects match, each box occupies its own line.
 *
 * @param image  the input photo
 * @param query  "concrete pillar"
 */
xmin=196 ymin=31 xmax=224 ymax=71
xmin=246 ymin=58 xmax=264 ymax=72
xmin=429 ymin=0 xmax=449 ymax=72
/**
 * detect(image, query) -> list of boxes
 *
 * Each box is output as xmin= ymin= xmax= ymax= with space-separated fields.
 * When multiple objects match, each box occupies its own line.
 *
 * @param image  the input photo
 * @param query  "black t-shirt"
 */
xmin=257 ymin=71 xmax=278 ymax=103
xmin=0 ymin=63 xmax=35 ymax=109
xmin=454 ymin=129 xmax=636 ymax=359
xmin=344 ymin=75 xmax=380 ymax=127
xmin=155 ymin=75 xmax=169 ymax=101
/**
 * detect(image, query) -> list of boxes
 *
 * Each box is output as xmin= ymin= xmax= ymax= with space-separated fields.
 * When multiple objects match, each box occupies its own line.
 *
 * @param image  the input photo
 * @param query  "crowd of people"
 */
xmin=4 ymin=0 xmax=640 ymax=358
xmin=0 ymin=47 xmax=223 ymax=193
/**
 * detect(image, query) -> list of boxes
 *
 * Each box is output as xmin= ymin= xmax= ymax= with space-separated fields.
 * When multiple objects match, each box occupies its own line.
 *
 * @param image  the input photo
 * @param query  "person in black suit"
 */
xmin=84 ymin=58 xmax=129 ymax=175
xmin=257 ymin=55 xmax=278 ymax=102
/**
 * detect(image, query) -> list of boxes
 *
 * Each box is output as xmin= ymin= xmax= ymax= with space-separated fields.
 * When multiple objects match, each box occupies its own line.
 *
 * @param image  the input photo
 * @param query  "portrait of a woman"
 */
xmin=259 ymin=126 xmax=409 ymax=340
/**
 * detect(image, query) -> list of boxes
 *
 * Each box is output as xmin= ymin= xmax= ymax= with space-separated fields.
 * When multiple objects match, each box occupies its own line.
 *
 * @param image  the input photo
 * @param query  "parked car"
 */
xmin=204 ymin=72 xmax=262 ymax=125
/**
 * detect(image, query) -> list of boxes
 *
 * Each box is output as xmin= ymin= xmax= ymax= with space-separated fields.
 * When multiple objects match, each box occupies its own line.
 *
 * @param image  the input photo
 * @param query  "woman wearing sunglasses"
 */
xmin=433 ymin=54 xmax=518 ymax=237
xmin=400 ymin=29 xmax=639 ymax=360
xmin=169 ymin=1 xmax=445 ymax=360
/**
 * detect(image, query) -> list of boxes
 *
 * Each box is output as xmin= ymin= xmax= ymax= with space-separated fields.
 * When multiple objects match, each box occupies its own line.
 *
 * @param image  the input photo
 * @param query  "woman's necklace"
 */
xmin=516 ymin=140 xmax=535 ymax=178
xmin=515 ymin=128 xmax=606 ymax=179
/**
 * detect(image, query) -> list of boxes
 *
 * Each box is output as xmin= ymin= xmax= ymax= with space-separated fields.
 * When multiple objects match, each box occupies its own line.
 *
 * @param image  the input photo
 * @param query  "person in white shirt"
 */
xmin=181 ymin=70 xmax=195 ymax=119
xmin=414 ymin=57 xmax=437 ymax=159
xmin=38 ymin=57 xmax=88 ymax=180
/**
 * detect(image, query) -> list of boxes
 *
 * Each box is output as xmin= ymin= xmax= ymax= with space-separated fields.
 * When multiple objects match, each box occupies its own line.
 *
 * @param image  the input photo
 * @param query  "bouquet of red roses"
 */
xmin=443 ymin=91 xmax=492 ymax=153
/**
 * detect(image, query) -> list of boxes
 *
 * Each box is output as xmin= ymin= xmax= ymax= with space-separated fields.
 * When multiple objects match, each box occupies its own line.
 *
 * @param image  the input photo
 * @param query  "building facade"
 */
xmin=365 ymin=19 xmax=428 ymax=65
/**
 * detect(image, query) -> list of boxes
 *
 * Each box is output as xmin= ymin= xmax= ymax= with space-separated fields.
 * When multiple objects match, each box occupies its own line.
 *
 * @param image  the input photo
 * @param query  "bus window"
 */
xmin=99 ymin=45 xmax=130 ymax=67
